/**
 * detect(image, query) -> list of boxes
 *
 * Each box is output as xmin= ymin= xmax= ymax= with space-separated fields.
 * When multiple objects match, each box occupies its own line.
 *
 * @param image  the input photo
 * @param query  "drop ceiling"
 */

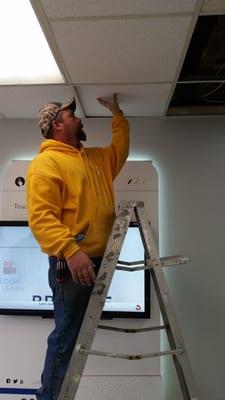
xmin=168 ymin=13 xmax=225 ymax=115
xmin=0 ymin=0 xmax=225 ymax=119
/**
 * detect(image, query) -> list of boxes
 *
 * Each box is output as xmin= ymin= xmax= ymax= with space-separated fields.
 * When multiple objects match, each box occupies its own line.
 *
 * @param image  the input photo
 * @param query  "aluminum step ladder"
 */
xmin=58 ymin=200 xmax=199 ymax=400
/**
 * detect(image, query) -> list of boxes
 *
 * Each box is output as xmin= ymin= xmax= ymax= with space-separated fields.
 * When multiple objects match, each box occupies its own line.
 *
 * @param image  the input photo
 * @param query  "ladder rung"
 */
xmin=116 ymin=255 xmax=189 ymax=271
xmin=79 ymin=347 xmax=184 ymax=360
xmin=98 ymin=325 xmax=166 ymax=333
xmin=160 ymin=255 xmax=190 ymax=267
xmin=116 ymin=264 xmax=146 ymax=272
xmin=117 ymin=260 xmax=145 ymax=266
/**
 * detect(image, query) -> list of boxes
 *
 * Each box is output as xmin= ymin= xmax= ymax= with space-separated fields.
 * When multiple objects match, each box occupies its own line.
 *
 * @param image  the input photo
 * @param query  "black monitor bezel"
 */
xmin=0 ymin=220 xmax=150 ymax=319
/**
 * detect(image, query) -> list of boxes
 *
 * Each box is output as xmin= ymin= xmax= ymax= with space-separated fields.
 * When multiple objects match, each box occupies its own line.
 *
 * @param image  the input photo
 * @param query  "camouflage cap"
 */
xmin=38 ymin=98 xmax=76 ymax=137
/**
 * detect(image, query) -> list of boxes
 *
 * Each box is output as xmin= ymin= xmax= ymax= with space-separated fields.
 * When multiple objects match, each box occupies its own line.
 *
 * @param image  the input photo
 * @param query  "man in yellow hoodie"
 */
xmin=26 ymin=93 xmax=129 ymax=400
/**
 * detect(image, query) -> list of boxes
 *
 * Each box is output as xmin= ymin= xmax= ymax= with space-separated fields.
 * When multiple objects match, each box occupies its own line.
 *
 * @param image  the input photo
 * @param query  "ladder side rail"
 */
xmin=58 ymin=202 xmax=135 ymax=400
xmin=150 ymin=267 xmax=196 ymax=400
xmin=135 ymin=205 xmax=199 ymax=400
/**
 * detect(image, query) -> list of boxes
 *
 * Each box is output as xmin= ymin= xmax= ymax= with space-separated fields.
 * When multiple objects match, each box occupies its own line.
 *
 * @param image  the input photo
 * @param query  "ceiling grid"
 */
xmin=0 ymin=0 xmax=224 ymax=118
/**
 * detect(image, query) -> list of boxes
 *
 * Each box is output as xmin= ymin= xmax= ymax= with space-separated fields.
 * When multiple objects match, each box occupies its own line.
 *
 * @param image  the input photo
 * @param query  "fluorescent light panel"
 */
xmin=0 ymin=0 xmax=64 ymax=84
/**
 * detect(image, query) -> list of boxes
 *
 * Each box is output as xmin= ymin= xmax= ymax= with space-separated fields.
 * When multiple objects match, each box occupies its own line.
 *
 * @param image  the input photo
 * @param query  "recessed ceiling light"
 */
xmin=0 ymin=0 xmax=64 ymax=84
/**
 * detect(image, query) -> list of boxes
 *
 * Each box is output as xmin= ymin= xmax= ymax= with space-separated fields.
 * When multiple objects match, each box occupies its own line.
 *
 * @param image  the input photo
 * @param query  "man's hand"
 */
xmin=97 ymin=93 xmax=122 ymax=114
xmin=66 ymin=250 xmax=96 ymax=286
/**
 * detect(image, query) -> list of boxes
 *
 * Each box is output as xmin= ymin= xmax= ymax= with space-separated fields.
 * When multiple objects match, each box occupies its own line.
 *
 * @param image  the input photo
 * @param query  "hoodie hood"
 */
xmin=39 ymin=139 xmax=83 ymax=156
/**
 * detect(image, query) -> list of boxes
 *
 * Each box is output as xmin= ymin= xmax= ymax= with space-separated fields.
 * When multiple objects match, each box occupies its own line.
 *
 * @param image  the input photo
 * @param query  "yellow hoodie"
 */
xmin=26 ymin=112 xmax=129 ymax=259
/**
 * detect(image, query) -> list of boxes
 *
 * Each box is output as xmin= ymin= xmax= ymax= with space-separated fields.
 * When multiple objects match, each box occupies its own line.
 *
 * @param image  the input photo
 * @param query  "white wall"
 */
xmin=0 ymin=115 xmax=225 ymax=400
xmin=128 ymin=115 xmax=225 ymax=400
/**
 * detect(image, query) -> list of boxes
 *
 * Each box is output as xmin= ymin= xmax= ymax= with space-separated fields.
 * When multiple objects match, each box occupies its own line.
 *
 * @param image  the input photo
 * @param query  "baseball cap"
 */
xmin=38 ymin=98 xmax=76 ymax=137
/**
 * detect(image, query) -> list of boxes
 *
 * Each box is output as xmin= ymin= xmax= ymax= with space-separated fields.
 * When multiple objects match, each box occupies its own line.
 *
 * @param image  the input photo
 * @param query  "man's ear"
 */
xmin=52 ymin=119 xmax=62 ymax=131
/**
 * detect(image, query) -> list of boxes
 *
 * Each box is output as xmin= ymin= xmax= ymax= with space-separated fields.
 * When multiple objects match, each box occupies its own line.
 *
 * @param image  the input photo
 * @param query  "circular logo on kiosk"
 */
xmin=15 ymin=176 xmax=25 ymax=187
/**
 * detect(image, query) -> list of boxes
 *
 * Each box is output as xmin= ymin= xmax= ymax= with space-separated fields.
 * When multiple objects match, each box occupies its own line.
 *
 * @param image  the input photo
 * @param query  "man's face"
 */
xmin=60 ymin=108 xmax=87 ymax=142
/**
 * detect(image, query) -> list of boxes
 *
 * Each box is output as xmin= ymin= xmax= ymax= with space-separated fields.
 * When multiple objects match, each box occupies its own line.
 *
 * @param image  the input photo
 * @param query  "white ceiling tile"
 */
xmin=0 ymin=85 xmax=76 ymax=118
xmin=42 ymin=0 xmax=198 ymax=18
xmin=201 ymin=0 xmax=225 ymax=14
xmin=76 ymin=84 xmax=172 ymax=116
xmin=51 ymin=17 xmax=192 ymax=84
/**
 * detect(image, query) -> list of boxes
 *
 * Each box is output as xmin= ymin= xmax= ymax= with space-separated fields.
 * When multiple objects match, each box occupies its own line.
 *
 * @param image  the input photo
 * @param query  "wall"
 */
xmin=0 ymin=114 xmax=225 ymax=400
xmin=128 ymin=115 xmax=225 ymax=400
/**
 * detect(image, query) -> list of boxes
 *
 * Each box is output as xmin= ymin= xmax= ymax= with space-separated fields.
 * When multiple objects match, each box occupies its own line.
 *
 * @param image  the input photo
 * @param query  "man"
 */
xmin=26 ymin=93 xmax=129 ymax=400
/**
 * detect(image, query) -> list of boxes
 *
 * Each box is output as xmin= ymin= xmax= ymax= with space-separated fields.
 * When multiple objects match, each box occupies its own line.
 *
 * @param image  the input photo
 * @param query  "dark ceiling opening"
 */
xmin=168 ymin=15 xmax=225 ymax=116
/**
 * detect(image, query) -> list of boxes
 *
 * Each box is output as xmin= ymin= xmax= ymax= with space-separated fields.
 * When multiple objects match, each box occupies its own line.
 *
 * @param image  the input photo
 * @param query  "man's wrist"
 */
xmin=112 ymin=109 xmax=123 ymax=116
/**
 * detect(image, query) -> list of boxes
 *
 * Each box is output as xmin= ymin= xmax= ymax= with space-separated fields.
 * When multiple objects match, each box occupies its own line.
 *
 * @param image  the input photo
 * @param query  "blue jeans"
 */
xmin=36 ymin=256 xmax=102 ymax=400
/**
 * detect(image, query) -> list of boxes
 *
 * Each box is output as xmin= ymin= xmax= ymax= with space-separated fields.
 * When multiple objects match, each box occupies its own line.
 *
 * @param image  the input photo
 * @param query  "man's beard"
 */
xmin=76 ymin=124 xmax=87 ymax=141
